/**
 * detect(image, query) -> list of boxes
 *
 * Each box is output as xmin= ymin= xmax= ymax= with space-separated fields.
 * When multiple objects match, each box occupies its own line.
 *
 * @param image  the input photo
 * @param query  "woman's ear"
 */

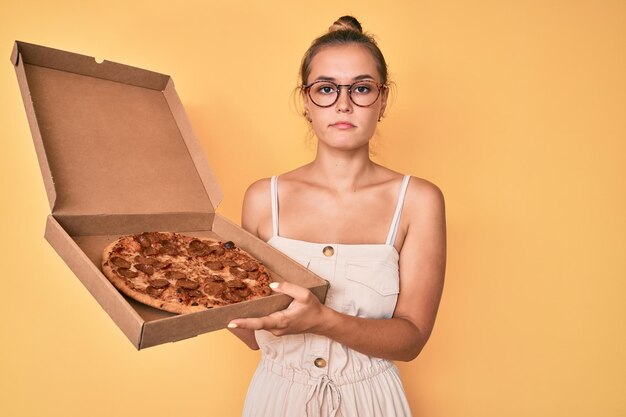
xmin=302 ymin=89 xmax=312 ymax=122
xmin=379 ymin=86 xmax=389 ymax=121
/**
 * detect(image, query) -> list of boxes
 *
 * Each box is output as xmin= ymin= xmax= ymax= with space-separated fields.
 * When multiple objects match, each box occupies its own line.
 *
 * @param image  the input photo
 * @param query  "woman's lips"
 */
xmin=330 ymin=122 xmax=356 ymax=129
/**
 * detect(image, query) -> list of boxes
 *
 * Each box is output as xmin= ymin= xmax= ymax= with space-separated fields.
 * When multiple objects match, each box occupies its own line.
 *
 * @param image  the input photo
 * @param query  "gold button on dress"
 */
xmin=314 ymin=357 xmax=327 ymax=368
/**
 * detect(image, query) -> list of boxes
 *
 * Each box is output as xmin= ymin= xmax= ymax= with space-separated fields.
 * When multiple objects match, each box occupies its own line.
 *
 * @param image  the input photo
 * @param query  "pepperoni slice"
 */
xmin=208 ymin=245 xmax=225 ymax=256
xmin=247 ymin=270 xmax=261 ymax=280
xmin=136 ymin=234 xmax=152 ymax=248
xmin=165 ymin=271 xmax=186 ymax=280
xmin=134 ymin=264 xmax=155 ymax=275
xmin=237 ymin=287 xmax=252 ymax=297
xmin=229 ymin=266 xmax=248 ymax=279
xmin=204 ymin=281 xmax=226 ymax=296
xmin=176 ymin=279 xmax=200 ymax=290
xmin=153 ymin=261 xmax=171 ymax=270
xmin=240 ymin=261 xmax=259 ymax=272
xmin=111 ymin=257 xmax=131 ymax=268
xmin=159 ymin=244 xmax=179 ymax=256
xmin=189 ymin=240 xmax=211 ymax=257
xmin=222 ymin=289 xmax=243 ymax=302
xmin=148 ymin=278 xmax=170 ymax=289
xmin=134 ymin=255 xmax=156 ymax=265
xmin=226 ymin=278 xmax=246 ymax=289
xmin=207 ymin=274 xmax=225 ymax=282
xmin=143 ymin=247 xmax=158 ymax=256
xmin=204 ymin=261 xmax=223 ymax=270
xmin=117 ymin=268 xmax=138 ymax=278
xmin=146 ymin=287 xmax=165 ymax=297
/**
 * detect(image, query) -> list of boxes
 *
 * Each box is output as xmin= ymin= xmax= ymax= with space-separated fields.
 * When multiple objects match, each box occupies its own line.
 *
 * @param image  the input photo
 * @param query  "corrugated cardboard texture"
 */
xmin=25 ymin=64 xmax=213 ymax=215
xmin=14 ymin=41 xmax=223 ymax=217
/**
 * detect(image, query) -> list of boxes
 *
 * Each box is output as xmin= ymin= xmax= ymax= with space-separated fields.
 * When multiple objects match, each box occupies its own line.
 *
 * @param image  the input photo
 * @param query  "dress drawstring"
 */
xmin=304 ymin=375 xmax=342 ymax=417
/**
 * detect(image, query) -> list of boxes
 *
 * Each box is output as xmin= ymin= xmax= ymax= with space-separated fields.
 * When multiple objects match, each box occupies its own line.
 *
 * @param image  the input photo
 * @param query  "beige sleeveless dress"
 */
xmin=242 ymin=175 xmax=413 ymax=417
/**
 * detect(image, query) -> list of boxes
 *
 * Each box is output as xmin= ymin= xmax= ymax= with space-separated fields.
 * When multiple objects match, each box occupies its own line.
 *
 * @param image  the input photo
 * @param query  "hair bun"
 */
xmin=328 ymin=15 xmax=363 ymax=33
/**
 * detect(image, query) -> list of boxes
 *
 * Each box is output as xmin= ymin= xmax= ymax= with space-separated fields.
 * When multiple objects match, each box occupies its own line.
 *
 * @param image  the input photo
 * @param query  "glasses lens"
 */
xmin=308 ymin=82 xmax=338 ymax=107
xmin=350 ymin=81 xmax=380 ymax=107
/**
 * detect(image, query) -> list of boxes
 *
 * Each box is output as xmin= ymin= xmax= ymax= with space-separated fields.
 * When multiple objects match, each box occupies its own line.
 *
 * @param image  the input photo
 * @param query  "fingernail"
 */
xmin=227 ymin=322 xmax=238 ymax=329
xmin=269 ymin=282 xmax=279 ymax=289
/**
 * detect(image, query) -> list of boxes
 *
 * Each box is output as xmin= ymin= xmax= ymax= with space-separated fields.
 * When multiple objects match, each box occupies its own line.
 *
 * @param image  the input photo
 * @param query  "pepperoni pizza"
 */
xmin=101 ymin=232 xmax=273 ymax=314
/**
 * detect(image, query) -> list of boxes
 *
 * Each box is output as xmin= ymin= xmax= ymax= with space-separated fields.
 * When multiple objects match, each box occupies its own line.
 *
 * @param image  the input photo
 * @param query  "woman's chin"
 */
xmin=317 ymin=137 xmax=370 ymax=152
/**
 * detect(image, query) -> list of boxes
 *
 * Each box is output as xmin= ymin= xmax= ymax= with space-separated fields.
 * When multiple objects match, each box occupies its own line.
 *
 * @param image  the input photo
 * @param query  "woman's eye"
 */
xmin=354 ymin=84 xmax=371 ymax=94
xmin=317 ymin=85 xmax=335 ymax=94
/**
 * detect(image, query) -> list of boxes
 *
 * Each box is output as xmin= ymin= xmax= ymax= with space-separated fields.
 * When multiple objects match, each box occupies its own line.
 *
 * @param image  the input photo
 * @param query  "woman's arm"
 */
xmin=229 ymin=179 xmax=447 ymax=361
xmin=226 ymin=178 xmax=274 ymax=350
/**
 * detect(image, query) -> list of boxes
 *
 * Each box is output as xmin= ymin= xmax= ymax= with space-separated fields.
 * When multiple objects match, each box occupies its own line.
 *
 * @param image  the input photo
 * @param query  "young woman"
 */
xmin=227 ymin=16 xmax=446 ymax=417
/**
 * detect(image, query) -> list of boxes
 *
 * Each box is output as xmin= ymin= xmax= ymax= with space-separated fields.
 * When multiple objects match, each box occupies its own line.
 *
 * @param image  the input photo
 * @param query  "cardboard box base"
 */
xmin=45 ymin=214 xmax=326 ymax=349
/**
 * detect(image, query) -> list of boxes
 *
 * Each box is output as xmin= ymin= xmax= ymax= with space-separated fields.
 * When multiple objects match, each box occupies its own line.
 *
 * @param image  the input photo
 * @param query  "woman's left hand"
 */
xmin=227 ymin=282 xmax=330 ymax=337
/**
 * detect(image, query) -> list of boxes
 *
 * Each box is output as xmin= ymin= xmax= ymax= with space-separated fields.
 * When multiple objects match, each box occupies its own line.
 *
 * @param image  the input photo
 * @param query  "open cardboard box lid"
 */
xmin=12 ymin=41 xmax=328 ymax=349
xmin=11 ymin=41 xmax=222 ymax=222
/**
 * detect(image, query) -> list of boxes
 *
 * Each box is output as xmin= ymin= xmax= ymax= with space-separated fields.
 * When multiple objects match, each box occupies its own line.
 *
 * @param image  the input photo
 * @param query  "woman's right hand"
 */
xmin=228 ymin=282 xmax=333 ymax=337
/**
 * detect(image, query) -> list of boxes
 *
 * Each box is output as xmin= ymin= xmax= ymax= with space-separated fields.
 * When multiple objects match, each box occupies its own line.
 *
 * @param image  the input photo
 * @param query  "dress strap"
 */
xmin=270 ymin=176 xmax=279 ymax=237
xmin=385 ymin=175 xmax=411 ymax=246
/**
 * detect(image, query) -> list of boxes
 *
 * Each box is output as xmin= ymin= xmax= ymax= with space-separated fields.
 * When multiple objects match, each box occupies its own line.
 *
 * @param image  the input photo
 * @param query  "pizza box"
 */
xmin=11 ymin=40 xmax=329 ymax=350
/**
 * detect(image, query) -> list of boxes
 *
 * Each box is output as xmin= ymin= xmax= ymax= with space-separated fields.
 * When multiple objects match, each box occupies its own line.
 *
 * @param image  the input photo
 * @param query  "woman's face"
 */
xmin=303 ymin=44 xmax=388 ymax=152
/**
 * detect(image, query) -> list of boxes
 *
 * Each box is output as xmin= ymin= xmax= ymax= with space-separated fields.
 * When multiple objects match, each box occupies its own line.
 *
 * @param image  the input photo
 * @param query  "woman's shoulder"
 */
xmin=243 ymin=166 xmax=308 ymax=199
xmin=242 ymin=166 xmax=310 ymax=212
xmin=391 ymin=174 xmax=445 ymax=254
xmin=244 ymin=176 xmax=271 ymax=195
xmin=241 ymin=178 xmax=273 ymax=237
xmin=242 ymin=177 xmax=272 ymax=211
xmin=376 ymin=166 xmax=444 ymax=198
xmin=406 ymin=175 xmax=444 ymax=199
xmin=241 ymin=169 xmax=309 ymax=238
xmin=404 ymin=175 xmax=446 ymax=221
xmin=276 ymin=164 xmax=313 ymax=180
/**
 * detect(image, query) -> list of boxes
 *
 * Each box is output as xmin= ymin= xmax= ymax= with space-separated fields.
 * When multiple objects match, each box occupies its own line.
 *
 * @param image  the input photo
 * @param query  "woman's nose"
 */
xmin=335 ymin=86 xmax=353 ymax=113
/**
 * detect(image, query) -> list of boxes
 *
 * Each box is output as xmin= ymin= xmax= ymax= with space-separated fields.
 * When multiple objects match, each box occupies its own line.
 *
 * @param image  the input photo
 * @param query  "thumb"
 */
xmin=270 ymin=281 xmax=311 ymax=302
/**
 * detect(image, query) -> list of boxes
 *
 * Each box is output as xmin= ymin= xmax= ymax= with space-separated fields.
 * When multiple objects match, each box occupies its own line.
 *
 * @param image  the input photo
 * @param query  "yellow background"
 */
xmin=1 ymin=1 xmax=625 ymax=416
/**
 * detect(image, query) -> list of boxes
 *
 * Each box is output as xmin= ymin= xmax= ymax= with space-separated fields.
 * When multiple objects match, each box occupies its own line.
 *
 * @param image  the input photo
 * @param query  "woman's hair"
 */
xmin=299 ymin=16 xmax=389 ymax=86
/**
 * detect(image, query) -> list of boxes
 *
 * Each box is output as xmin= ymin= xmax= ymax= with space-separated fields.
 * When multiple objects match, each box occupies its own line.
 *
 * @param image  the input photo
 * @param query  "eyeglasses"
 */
xmin=303 ymin=80 xmax=386 ymax=108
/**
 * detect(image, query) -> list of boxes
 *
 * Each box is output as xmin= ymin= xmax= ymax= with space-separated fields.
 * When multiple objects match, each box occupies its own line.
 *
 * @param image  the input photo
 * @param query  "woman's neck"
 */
xmin=306 ymin=143 xmax=378 ymax=192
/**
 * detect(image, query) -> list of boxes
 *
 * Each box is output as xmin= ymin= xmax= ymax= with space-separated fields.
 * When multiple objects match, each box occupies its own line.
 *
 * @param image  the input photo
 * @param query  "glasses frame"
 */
xmin=303 ymin=80 xmax=387 ymax=108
